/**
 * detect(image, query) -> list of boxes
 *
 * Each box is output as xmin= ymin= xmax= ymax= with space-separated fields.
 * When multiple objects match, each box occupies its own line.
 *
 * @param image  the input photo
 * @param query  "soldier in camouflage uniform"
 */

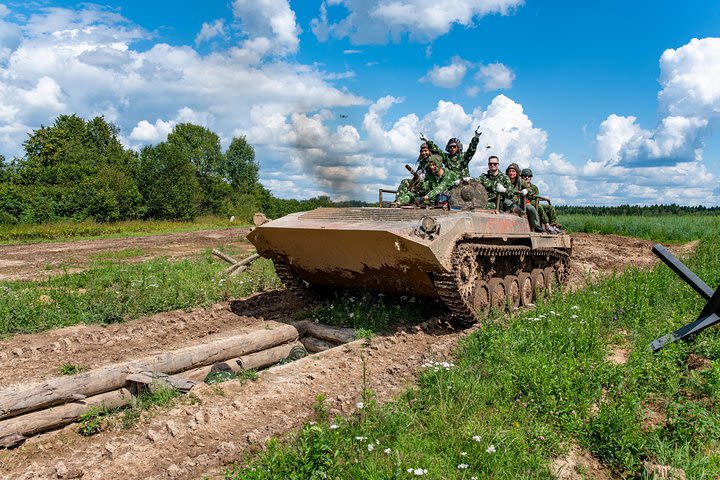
xmin=521 ymin=168 xmax=561 ymax=233
xmin=506 ymin=163 xmax=543 ymax=232
xmin=420 ymin=155 xmax=459 ymax=205
xmin=424 ymin=129 xmax=481 ymax=177
xmin=478 ymin=155 xmax=514 ymax=210
xmin=395 ymin=143 xmax=433 ymax=204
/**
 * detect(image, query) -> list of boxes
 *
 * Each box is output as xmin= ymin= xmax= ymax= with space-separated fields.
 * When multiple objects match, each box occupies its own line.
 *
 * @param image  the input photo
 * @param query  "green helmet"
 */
xmin=429 ymin=154 xmax=443 ymax=168
xmin=520 ymin=168 xmax=533 ymax=177
xmin=505 ymin=162 xmax=520 ymax=175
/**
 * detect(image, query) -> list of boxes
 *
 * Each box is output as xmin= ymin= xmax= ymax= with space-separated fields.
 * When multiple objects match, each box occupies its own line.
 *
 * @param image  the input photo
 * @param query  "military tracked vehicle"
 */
xmin=246 ymin=181 xmax=571 ymax=324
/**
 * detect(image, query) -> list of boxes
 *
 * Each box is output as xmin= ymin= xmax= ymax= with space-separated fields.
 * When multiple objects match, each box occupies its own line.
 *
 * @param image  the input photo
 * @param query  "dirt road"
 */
xmin=0 ymin=233 xmax=697 ymax=479
xmin=0 ymin=228 xmax=252 ymax=281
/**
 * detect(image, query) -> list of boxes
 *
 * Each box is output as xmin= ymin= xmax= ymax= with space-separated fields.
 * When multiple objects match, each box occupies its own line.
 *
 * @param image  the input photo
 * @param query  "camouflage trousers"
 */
xmin=539 ymin=204 xmax=558 ymax=225
xmin=501 ymin=199 xmax=542 ymax=230
xmin=395 ymin=179 xmax=414 ymax=204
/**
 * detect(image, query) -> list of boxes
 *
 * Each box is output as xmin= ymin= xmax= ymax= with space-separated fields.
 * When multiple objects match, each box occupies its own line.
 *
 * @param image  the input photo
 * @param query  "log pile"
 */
xmin=293 ymin=320 xmax=357 ymax=353
xmin=0 ymin=313 xmax=359 ymax=449
xmin=212 ymin=250 xmax=260 ymax=277
xmin=0 ymin=321 xmax=300 ymax=449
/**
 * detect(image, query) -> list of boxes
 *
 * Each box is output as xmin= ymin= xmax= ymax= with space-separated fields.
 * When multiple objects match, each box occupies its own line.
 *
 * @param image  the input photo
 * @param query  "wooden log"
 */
xmin=301 ymin=336 xmax=337 ymax=353
xmin=0 ymin=388 xmax=132 ymax=448
xmin=126 ymin=372 xmax=197 ymax=393
xmin=303 ymin=322 xmax=356 ymax=344
xmin=179 ymin=341 xmax=306 ymax=383
xmin=223 ymin=253 xmax=260 ymax=276
xmin=0 ymin=322 xmax=298 ymax=421
xmin=212 ymin=249 xmax=239 ymax=265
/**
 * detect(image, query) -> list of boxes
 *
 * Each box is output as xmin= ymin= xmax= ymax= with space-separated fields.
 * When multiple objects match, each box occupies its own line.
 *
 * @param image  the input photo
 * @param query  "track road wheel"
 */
xmin=473 ymin=279 xmax=490 ymax=316
xmin=504 ymin=275 xmax=520 ymax=310
xmin=543 ymin=267 xmax=556 ymax=296
xmin=488 ymin=277 xmax=506 ymax=311
xmin=517 ymin=272 xmax=533 ymax=307
xmin=530 ymin=268 xmax=546 ymax=302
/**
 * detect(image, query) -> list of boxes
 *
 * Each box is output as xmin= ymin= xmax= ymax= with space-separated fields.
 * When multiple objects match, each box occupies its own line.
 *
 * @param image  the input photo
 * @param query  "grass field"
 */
xmin=226 ymin=227 xmax=720 ymax=479
xmin=0 ymin=216 xmax=245 ymax=244
xmin=559 ymin=213 xmax=720 ymax=243
xmin=0 ymin=250 xmax=280 ymax=337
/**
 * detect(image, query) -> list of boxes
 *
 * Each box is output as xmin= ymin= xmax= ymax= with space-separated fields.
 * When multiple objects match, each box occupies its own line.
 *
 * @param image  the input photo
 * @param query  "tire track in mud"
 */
xmin=0 ymin=233 xmax=699 ymax=479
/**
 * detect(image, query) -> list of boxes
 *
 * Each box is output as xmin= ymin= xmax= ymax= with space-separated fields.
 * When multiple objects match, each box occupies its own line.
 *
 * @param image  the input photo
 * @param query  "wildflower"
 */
xmin=571 ymin=314 xmax=578 ymax=319
xmin=355 ymin=436 xmax=367 ymax=441
xmin=329 ymin=424 xmax=339 ymax=430
xmin=460 ymin=452 xmax=467 ymax=456
xmin=356 ymin=402 xmax=364 ymax=409
xmin=471 ymin=477 xmax=478 ymax=480
xmin=458 ymin=464 xmax=469 ymax=469
xmin=384 ymin=448 xmax=392 ymax=454
xmin=571 ymin=305 xmax=580 ymax=310
xmin=349 ymin=312 xmax=355 ymax=318
xmin=486 ymin=444 xmax=496 ymax=453
xmin=472 ymin=435 xmax=482 ymax=442
xmin=367 ymin=444 xmax=374 ymax=452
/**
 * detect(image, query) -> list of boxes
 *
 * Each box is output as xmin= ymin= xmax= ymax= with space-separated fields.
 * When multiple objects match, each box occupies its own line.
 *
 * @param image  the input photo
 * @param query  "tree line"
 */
xmin=556 ymin=204 xmax=720 ymax=216
xmin=0 ymin=114 xmax=336 ymax=225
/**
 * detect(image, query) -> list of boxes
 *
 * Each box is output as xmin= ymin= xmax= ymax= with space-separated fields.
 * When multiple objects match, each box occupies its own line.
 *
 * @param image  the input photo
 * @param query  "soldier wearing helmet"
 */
xmin=520 ymin=168 xmax=561 ymax=233
xmin=395 ymin=142 xmax=433 ymax=204
xmin=423 ymin=129 xmax=481 ymax=177
xmin=506 ymin=163 xmax=543 ymax=232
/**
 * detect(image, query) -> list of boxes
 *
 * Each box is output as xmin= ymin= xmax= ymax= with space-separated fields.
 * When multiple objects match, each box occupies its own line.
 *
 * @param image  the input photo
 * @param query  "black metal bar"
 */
xmin=652 ymin=244 xmax=713 ymax=301
xmin=651 ymin=313 xmax=720 ymax=352
xmin=649 ymin=244 xmax=720 ymax=352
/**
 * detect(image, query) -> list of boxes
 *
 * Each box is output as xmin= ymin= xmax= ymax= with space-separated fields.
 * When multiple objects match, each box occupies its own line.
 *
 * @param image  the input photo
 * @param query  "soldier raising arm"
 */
xmin=423 ymin=128 xmax=481 ymax=177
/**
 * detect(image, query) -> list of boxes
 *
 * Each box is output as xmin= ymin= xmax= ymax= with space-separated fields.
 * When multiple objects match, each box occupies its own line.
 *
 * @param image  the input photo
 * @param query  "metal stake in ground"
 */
xmin=650 ymin=244 xmax=720 ymax=352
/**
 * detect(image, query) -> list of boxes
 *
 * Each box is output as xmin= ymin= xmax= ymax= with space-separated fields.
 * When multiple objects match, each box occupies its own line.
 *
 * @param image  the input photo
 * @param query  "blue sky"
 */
xmin=1 ymin=1 xmax=719 ymax=205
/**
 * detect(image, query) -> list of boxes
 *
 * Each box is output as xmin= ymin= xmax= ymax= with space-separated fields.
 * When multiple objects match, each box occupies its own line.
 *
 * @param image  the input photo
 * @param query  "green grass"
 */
xmin=559 ymin=213 xmax=720 ymax=243
xmin=57 ymin=363 xmax=90 ymax=375
xmin=295 ymin=292 xmax=444 ymax=335
xmin=89 ymin=247 xmax=147 ymax=261
xmin=78 ymin=383 xmax=188 ymax=435
xmin=226 ymin=232 xmax=720 ymax=479
xmin=0 ymin=216 xmax=247 ymax=245
xmin=0 ymin=252 xmax=281 ymax=338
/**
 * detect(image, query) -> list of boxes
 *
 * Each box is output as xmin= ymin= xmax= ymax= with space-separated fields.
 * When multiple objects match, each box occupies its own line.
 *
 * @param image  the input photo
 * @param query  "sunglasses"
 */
xmin=488 ymin=162 xmax=499 ymax=166
xmin=522 ymin=175 xmax=531 ymax=178
xmin=449 ymin=145 xmax=458 ymax=149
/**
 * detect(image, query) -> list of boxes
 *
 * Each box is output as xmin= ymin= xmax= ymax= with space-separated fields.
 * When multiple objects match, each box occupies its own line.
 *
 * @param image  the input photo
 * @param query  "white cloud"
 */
xmin=343 ymin=49 xmax=361 ymax=54
xmin=232 ymin=0 xmax=301 ymax=58
xmin=595 ymin=37 xmax=720 ymax=169
xmin=475 ymin=62 xmax=515 ymax=91
xmin=195 ymin=19 xmax=227 ymax=46
xmin=312 ymin=0 xmax=524 ymax=44
xmin=421 ymin=56 xmax=469 ymax=88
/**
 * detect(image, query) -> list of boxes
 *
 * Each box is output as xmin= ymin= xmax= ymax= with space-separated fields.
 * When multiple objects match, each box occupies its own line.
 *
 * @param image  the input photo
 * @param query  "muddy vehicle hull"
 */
xmin=247 ymin=207 xmax=571 ymax=323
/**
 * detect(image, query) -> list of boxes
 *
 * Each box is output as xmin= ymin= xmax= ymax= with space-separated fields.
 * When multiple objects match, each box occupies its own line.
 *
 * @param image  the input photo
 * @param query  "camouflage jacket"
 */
xmin=421 ymin=168 xmax=460 ymax=203
xmin=508 ymin=176 xmax=532 ymax=204
xmin=426 ymin=135 xmax=480 ymax=177
xmin=526 ymin=182 xmax=540 ymax=202
xmin=478 ymin=171 xmax=513 ymax=207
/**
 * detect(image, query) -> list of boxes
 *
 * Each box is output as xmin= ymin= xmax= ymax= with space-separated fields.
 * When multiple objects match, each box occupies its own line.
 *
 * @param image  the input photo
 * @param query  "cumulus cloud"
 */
xmin=195 ymin=19 xmax=227 ymax=46
xmin=311 ymin=0 xmax=524 ymax=44
xmin=595 ymin=38 xmax=720 ymax=169
xmin=421 ymin=56 xmax=469 ymax=88
xmin=579 ymin=37 xmax=720 ymax=204
xmin=475 ymin=62 xmax=515 ymax=91
xmin=232 ymin=0 xmax=301 ymax=59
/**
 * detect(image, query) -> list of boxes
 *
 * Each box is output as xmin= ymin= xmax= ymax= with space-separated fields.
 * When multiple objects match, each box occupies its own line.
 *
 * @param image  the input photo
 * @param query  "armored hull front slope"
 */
xmin=247 ymin=207 xmax=572 ymax=323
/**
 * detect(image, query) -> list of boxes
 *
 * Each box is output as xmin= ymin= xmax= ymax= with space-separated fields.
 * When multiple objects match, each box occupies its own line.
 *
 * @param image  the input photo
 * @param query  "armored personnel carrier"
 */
xmin=246 ymin=182 xmax=571 ymax=324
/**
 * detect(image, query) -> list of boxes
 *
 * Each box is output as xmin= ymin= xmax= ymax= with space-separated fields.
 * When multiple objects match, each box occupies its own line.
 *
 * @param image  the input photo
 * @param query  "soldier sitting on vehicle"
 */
xmin=395 ymin=142 xmax=433 ymax=204
xmin=505 ymin=163 xmax=543 ymax=233
xmin=478 ymin=155 xmax=513 ymax=210
xmin=423 ymin=128 xmax=481 ymax=178
xmin=521 ymin=168 xmax=562 ymax=234
xmin=420 ymin=155 xmax=459 ymax=205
